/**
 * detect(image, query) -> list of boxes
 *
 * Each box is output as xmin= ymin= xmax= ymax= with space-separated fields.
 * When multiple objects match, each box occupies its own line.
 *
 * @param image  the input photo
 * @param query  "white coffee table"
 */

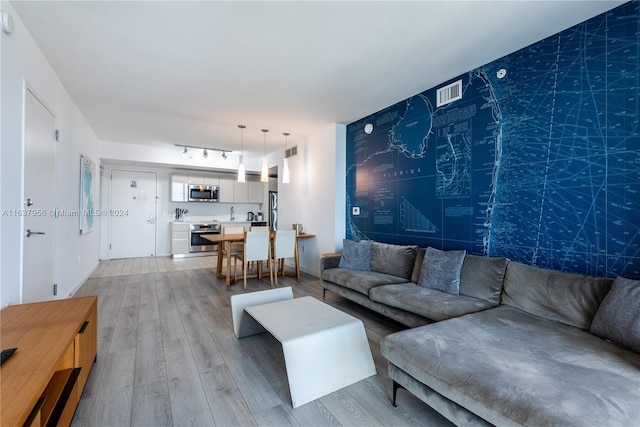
xmin=230 ymin=288 xmax=376 ymax=408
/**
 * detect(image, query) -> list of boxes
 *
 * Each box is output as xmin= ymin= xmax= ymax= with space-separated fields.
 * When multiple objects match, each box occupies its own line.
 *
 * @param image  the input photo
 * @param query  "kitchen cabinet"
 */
xmin=218 ymin=178 xmax=264 ymax=203
xmin=188 ymin=173 xmax=219 ymax=186
xmin=248 ymin=181 xmax=264 ymax=203
xmin=234 ymin=181 xmax=249 ymax=203
xmin=171 ymin=222 xmax=190 ymax=256
xmin=218 ymin=177 xmax=235 ymax=203
xmin=187 ymin=173 xmax=203 ymax=185
xmin=173 ymin=171 xmax=263 ymax=204
xmin=171 ymin=173 xmax=189 ymax=202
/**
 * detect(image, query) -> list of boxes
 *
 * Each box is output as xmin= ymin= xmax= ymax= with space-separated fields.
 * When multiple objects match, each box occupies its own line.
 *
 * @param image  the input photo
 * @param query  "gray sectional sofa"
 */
xmin=320 ymin=241 xmax=640 ymax=426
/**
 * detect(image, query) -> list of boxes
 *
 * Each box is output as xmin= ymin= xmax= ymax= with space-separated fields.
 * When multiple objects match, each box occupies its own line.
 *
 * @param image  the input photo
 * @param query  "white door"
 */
xmin=109 ymin=170 xmax=157 ymax=259
xmin=23 ymin=89 xmax=56 ymax=303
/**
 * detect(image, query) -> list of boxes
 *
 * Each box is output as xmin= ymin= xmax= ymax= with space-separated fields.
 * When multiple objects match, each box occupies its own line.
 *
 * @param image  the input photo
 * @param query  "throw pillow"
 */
xmin=590 ymin=276 xmax=640 ymax=353
xmin=417 ymin=247 xmax=466 ymax=295
xmin=338 ymin=239 xmax=372 ymax=271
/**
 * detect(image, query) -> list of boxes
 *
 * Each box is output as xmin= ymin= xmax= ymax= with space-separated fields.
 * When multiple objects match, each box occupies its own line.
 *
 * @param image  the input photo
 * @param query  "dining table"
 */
xmin=202 ymin=232 xmax=316 ymax=286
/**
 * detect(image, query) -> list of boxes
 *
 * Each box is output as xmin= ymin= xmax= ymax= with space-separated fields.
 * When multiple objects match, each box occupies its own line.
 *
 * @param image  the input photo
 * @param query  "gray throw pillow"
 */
xmin=417 ymin=247 xmax=466 ymax=295
xmin=590 ymin=276 xmax=640 ymax=353
xmin=338 ymin=239 xmax=372 ymax=271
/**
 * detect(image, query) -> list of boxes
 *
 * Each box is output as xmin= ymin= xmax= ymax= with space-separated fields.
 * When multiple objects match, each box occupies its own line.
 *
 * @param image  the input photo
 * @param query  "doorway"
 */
xmin=22 ymin=89 xmax=56 ymax=303
xmin=108 ymin=170 xmax=157 ymax=259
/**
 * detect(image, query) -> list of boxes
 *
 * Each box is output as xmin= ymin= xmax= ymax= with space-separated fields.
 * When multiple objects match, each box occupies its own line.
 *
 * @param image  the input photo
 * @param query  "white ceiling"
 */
xmin=10 ymin=0 xmax=626 ymax=157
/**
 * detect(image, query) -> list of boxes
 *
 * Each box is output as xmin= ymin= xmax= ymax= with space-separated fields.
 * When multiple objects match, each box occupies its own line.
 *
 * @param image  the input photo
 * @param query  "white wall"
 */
xmin=278 ymin=123 xmax=346 ymax=277
xmin=1 ymin=3 xmax=101 ymax=306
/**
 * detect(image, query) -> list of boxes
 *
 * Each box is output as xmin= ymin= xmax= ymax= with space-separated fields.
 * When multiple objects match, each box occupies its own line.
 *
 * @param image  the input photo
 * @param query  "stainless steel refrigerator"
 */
xmin=269 ymin=191 xmax=278 ymax=230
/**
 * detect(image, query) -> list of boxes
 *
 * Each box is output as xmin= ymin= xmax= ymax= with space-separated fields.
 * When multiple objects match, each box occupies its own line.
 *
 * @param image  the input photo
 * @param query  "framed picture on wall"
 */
xmin=79 ymin=154 xmax=96 ymax=235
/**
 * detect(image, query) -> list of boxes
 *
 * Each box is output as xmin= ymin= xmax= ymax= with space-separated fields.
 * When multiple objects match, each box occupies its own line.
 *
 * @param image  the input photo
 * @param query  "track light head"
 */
xmin=222 ymin=152 xmax=227 ymax=160
xmin=203 ymin=149 xmax=208 ymax=159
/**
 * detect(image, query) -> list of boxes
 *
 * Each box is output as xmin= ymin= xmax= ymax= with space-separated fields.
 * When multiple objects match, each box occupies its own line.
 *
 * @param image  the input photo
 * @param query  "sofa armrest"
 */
xmin=321 ymin=254 xmax=341 ymax=271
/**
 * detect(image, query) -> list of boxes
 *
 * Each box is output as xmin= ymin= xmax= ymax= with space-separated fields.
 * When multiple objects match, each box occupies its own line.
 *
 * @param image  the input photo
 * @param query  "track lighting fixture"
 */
xmin=174 ymin=144 xmax=231 ymax=159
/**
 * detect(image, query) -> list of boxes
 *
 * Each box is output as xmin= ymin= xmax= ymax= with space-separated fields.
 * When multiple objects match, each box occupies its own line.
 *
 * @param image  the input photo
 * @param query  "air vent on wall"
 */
xmin=437 ymin=79 xmax=462 ymax=107
xmin=285 ymin=146 xmax=298 ymax=159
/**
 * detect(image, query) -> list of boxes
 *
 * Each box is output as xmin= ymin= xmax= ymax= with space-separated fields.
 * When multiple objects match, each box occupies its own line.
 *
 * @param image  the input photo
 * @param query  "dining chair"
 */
xmin=222 ymin=225 xmax=245 ymax=275
xmin=233 ymin=231 xmax=273 ymax=289
xmin=272 ymin=229 xmax=297 ymax=286
xmin=250 ymin=226 xmax=270 ymax=232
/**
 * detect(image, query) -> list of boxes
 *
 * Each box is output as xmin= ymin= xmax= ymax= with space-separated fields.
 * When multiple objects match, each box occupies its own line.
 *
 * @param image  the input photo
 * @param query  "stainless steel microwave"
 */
xmin=188 ymin=184 xmax=219 ymax=202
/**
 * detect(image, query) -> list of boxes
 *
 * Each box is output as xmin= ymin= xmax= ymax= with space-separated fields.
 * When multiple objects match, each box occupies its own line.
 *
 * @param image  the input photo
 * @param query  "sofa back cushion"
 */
xmin=459 ymin=254 xmax=509 ymax=305
xmin=370 ymin=242 xmax=418 ymax=280
xmin=502 ymin=261 xmax=614 ymax=330
xmin=411 ymin=247 xmax=426 ymax=283
xmin=412 ymin=250 xmax=508 ymax=304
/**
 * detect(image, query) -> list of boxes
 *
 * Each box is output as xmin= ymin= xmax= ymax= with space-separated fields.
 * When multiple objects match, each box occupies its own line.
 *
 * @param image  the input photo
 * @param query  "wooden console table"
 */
xmin=1 ymin=296 xmax=98 ymax=427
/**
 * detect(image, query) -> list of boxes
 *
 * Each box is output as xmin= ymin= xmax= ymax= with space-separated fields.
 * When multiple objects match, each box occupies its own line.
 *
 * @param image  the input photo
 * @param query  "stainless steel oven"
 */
xmin=189 ymin=222 xmax=221 ymax=253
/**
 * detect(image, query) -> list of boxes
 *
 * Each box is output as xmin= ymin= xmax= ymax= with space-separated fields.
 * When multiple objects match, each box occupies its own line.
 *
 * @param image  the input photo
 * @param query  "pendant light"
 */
xmin=282 ymin=132 xmax=290 ymax=184
xmin=260 ymin=129 xmax=269 ymax=182
xmin=237 ymin=125 xmax=246 ymax=182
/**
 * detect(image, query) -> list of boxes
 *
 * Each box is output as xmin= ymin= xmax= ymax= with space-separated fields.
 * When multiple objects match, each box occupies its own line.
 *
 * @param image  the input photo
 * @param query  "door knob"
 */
xmin=25 ymin=229 xmax=45 ymax=237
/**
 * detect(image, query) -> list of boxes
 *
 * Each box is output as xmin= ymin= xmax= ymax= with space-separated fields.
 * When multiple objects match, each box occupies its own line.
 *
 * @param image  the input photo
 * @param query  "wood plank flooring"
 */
xmin=72 ymin=256 xmax=453 ymax=426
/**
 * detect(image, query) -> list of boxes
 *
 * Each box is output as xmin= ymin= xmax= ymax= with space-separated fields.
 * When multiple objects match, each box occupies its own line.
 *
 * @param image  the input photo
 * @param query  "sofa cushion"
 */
xmin=321 ymin=268 xmax=408 ymax=296
xmin=590 ymin=276 xmax=640 ymax=353
xmin=381 ymin=305 xmax=640 ymax=427
xmin=338 ymin=239 xmax=372 ymax=271
xmin=370 ymin=242 xmax=418 ymax=280
xmin=417 ymin=247 xmax=466 ymax=295
xmin=369 ymin=283 xmax=496 ymax=322
xmin=410 ymin=247 xmax=426 ymax=283
xmin=459 ymin=255 xmax=508 ymax=305
xmin=502 ymin=261 xmax=614 ymax=330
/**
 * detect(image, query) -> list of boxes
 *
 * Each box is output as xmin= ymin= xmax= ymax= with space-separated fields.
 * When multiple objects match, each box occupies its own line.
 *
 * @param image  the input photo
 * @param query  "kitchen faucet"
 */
xmin=230 ymin=206 xmax=235 ymax=221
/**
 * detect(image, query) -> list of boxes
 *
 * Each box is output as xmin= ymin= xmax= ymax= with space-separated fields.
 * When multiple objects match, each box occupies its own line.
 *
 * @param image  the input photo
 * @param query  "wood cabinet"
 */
xmin=171 ymin=222 xmax=190 ymax=256
xmin=0 ymin=296 xmax=98 ymax=427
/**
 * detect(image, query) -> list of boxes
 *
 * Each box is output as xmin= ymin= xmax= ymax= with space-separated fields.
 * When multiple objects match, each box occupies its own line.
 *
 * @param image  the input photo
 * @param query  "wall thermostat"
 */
xmin=1 ymin=11 xmax=14 ymax=35
xmin=364 ymin=123 xmax=373 ymax=135
xmin=352 ymin=207 xmax=360 ymax=216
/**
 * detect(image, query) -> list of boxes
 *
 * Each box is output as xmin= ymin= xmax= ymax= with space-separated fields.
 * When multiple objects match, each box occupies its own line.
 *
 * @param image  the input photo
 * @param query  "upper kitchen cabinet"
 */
xmin=235 ymin=181 xmax=249 ymax=203
xmin=204 ymin=175 xmax=219 ymax=187
xmin=218 ymin=176 xmax=235 ymax=203
xmin=187 ymin=172 xmax=218 ymax=186
xmin=218 ymin=176 xmax=263 ymax=203
xmin=248 ymin=181 xmax=264 ymax=203
xmin=171 ymin=173 xmax=189 ymax=202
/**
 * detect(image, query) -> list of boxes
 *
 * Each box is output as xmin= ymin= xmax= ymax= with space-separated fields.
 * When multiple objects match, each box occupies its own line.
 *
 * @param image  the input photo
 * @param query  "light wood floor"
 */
xmin=72 ymin=256 xmax=452 ymax=426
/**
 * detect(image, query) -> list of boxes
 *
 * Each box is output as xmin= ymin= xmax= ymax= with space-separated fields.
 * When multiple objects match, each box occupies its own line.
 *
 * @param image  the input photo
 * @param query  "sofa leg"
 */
xmin=322 ymin=288 xmax=327 ymax=300
xmin=392 ymin=380 xmax=404 ymax=407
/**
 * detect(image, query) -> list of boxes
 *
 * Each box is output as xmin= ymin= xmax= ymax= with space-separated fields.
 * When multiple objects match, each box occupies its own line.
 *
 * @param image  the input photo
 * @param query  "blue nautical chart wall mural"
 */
xmin=345 ymin=2 xmax=639 ymax=278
